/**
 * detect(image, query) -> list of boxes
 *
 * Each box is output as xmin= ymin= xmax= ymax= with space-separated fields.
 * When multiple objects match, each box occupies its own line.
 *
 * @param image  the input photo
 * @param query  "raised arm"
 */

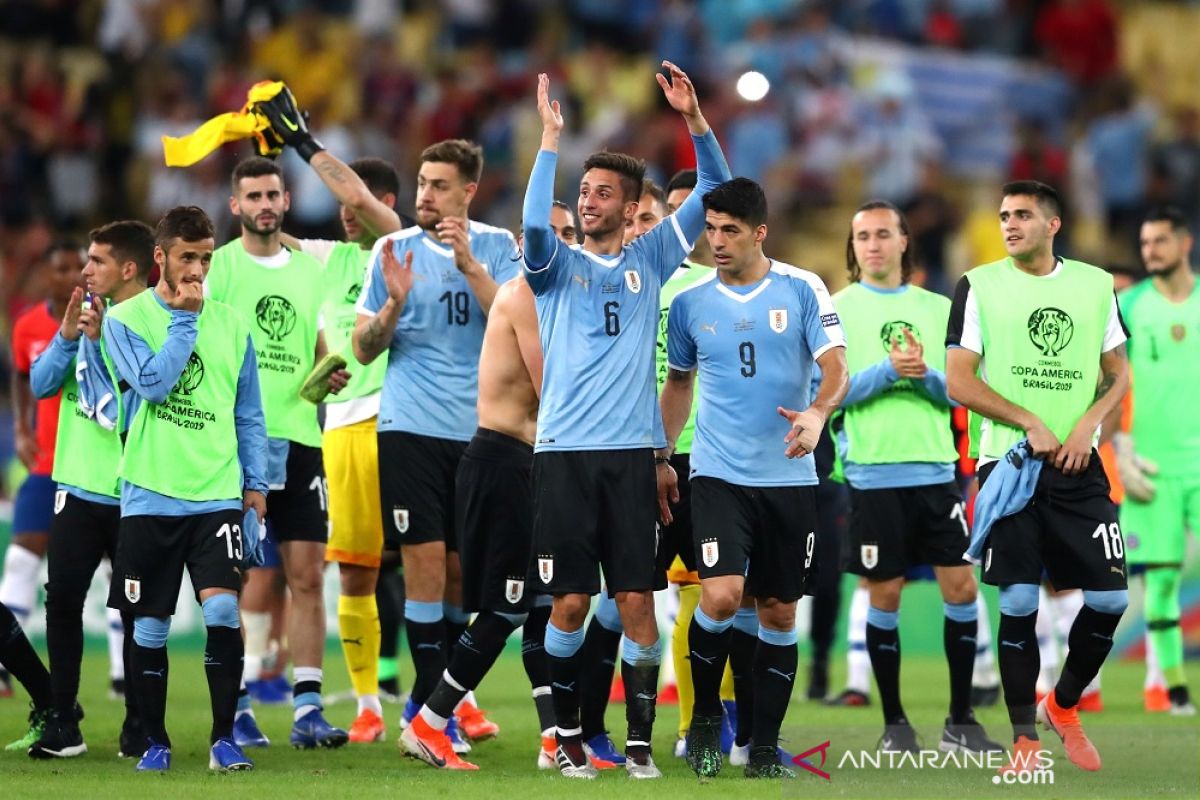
xmin=30 ymin=333 xmax=78 ymax=399
xmin=102 ymin=311 xmax=198 ymax=405
xmin=352 ymin=240 xmax=413 ymax=364
xmin=522 ymin=73 xmax=564 ymax=281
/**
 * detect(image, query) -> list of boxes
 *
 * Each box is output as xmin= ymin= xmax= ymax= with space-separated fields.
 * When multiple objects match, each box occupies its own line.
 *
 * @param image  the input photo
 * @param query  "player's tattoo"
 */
xmin=1094 ymin=343 xmax=1126 ymax=401
xmin=316 ymin=160 xmax=348 ymax=185
xmin=360 ymin=315 xmax=391 ymax=356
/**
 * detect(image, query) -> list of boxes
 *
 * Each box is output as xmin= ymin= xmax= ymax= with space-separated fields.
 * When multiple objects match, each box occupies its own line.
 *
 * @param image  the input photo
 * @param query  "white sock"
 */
xmin=106 ymin=606 xmax=125 ymax=680
xmin=242 ymin=610 xmax=270 ymax=682
xmin=1050 ymin=590 xmax=1086 ymax=690
xmin=846 ymin=584 xmax=871 ymax=694
xmin=357 ymin=694 xmax=383 ymax=715
xmin=0 ymin=545 xmax=42 ymax=627
xmin=1036 ymin=587 xmax=1056 ymax=691
xmin=419 ymin=705 xmax=450 ymax=731
xmin=972 ymin=592 xmax=998 ymax=687
xmin=1145 ymin=630 xmax=1165 ymax=689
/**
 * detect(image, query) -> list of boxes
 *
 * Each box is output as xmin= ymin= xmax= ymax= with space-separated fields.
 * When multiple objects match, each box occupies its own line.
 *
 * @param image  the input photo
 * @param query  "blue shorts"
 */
xmin=905 ymin=564 xmax=936 ymax=581
xmin=12 ymin=474 xmax=55 ymax=534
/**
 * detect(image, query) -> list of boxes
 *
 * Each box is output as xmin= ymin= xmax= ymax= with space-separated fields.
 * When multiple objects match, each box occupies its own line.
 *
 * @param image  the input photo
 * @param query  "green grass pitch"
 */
xmin=1 ymin=647 xmax=1196 ymax=799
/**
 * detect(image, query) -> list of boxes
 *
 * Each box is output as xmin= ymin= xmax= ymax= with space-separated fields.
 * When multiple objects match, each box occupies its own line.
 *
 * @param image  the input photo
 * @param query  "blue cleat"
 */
xmin=290 ymin=708 xmax=349 ymax=749
xmin=209 ymin=737 xmax=254 ymax=771
xmin=233 ymin=713 xmax=270 ymax=748
xmin=399 ymin=697 xmax=419 ymax=728
xmin=583 ymin=732 xmax=626 ymax=766
xmin=246 ymin=678 xmax=291 ymax=705
xmin=445 ymin=716 xmax=471 ymax=755
xmin=135 ymin=742 xmax=171 ymax=771
xmin=720 ymin=700 xmax=737 ymax=755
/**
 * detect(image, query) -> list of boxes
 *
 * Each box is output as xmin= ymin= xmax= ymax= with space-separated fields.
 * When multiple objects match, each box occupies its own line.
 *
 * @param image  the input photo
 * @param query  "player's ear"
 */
xmin=228 ymin=194 xmax=239 ymax=215
xmin=283 ymin=190 xmax=291 ymax=213
xmin=153 ymin=245 xmax=166 ymax=271
xmin=121 ymin=259 xmax=138 ymax=281
xmin=1047 ymin=216 xmax=1062 ymax=237
xmin=463 ymin=181 xmax=478 ymax=206
xmin=755 ymin=224 xmax=768 ymax=245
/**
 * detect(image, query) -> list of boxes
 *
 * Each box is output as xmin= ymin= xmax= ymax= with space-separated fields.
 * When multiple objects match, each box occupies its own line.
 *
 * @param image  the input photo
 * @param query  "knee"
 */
xmin=553 ymin=594 xmax=589 ymax=628
xmin=290 ymin=565 xmax=324 ymax=596
xmin=868 ymin=580 xmax=902 ymax=612
xmin=593 ymin=594 xmax=622 ymax=632
xmin=700 ymin=586 xmax=742 ymax=621
xmin=942 ymin=571 xmax=977 ymax=605
xmin=757 ymin=599 xmax=796 ymax=632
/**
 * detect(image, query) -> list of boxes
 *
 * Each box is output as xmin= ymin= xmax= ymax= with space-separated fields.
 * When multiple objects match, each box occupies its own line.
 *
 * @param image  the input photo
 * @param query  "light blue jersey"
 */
xmin=667 ymin=262 xmax=844 ymax=487
xmin=358 ymin=222 xmax=521 ymax=442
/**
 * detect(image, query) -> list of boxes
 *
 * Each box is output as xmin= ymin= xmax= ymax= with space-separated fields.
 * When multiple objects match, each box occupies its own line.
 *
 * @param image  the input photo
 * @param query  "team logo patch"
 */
xmin=506 ymin=578 xmax=525 ymax=604
xmin=860 ymin=544 xmax=878 ymax=570
xmin=701 ymin=538 xmax=720 ymax=568
xmin=53 ymin=490 xmax=66 ymax=515
xmin=625 ymin=270 xmax=642 ymax=294
xmin=538 ymin=557 xmax=554 ymax=585
xmin=769 ymin=308 xmax=788 ymax=333
xmin=820 ymin=312 xmax=840 ymax=328
xmin=392 ymin=507 xmax=409 ymax=535
xmin=1172 ymin=324 xmax=1187 ymax=342
xmin=1027 ymin=307 xmax=1074 ymax=356
xmin=985 ymin=548 xmax=993 ymax=573
xmin=124 ymin=578 xmax=141 ymax=604
xmin=173 ymin=352 xmax=205 ymax=396
xmin=255 ymin=294 xmax=298 ymax=342
xmin=344 ymin=282 xmax=363 ymax=304
xmin=879 ymin=320 xmax=920 ymax=352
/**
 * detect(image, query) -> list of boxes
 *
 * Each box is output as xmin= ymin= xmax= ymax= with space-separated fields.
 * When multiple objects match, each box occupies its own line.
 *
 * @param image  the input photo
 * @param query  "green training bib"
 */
xmin=659 ymin=262 xmax=713 ymax=454
xmin=51 ymin=340 xmax=122 ymax=498
xmin=321 ymin=241 xmax=386 ymax=402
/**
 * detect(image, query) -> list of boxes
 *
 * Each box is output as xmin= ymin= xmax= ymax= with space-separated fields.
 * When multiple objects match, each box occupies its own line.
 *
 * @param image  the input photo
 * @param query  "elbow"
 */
xmin=946 ymin=372 xmax=966 ymax=406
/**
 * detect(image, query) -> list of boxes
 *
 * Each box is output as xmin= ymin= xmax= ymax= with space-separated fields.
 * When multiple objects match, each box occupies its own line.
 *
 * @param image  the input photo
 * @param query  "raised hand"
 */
xmin=381 ymin=244 xmax=415 ymax=304
xmin=166 ymin=280 xmax=204 ymax=312
xmin=779 ymin=406 xmax=824 ymax=459
xmin=655 ymin=60 xmax=700 ymax=119
xmin=60 ymin=287 xmax=84 ymax=341
xmin=436 ymin=217 xmax=478 ymax=274
xmin=536 ymin=73 xmax=564 ymax=134
xmin=888 ymin=327 xmax=927 ymax=379
xmin=77 ymin=294 xmax=104 ymax=342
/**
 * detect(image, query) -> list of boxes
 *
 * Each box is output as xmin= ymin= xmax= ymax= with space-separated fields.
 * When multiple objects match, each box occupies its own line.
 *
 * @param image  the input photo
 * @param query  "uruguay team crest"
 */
xmin=701 ymin=539 xmax=720 ymax=568
xmin=769 ymin=308 xmax=788 ymax=333
xmin=538 ymin=557 xmax=554 ymax=584
xmin=393 ymin=507 xmax=409 ymax=535
xmin=125 ymin=578 xmax=141 ymax=604
xmin=625 ymin=270 xmax=642 ymax=294
xmin=860 ymin=544 xmax=878 ymax=570
xmin=506 ymin=579 xmax=525 ymax=604
xmin=54 ymin=490 xmax=66 ymax=515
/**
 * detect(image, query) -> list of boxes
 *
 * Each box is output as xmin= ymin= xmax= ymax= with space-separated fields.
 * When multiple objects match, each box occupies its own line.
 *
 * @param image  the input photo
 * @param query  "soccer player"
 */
xmin=834 ymin=201 xmax=1001 ymax=755
xmin=521 ymin=64 xmax=730 ymax=780
xmin=103 ymin=206 xmax=267 ymax=772
xmin=662 ymin=178 xmax=847 ymax=779
xmin=1 ymin=603 xmax=52 ymax=749
xmin=946 ymin=180 xmax=1130 ymax=773
xmin=207 ymin=156 xmax=350 ymax=748
xmin=625 ymin=179 xmax=668 ymax=244
xmin=26 ymin=221 xmax=155 ymax=759
xmin=1116 ymin=206 xmax=1199 ymax=716
xmin=352 ymin=138 xmax=521 ymax=752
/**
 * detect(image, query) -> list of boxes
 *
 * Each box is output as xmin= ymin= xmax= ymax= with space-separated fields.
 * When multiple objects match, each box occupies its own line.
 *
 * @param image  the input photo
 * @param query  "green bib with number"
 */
xmin=659 ymin=262 xmax=713 ymax=454
xmin=968 ymin=257 xmax=1113 ymax=460
xmin=208 ymin=241 xmax=323 ymax=446
xmin=108 ymin=290 xmax=249 ymax=500
xmin=321 ymin=241 xmax=385 ymax=402
xmin=51 ymin=333 xmax=122 ymax=498
xmin=833 ymin=282 xmax=957 ymax=465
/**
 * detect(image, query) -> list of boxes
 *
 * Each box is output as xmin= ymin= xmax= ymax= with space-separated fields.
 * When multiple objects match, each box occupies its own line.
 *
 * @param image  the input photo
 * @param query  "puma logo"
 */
xmin=690 ymin=651 xmax=717 ymax=665
xmin=572 ymin=275 xmax=591 ymax=291
xmin=876 ymin=643 xmax=898 ymax=653
xmin=766 ymin=668 xmax=796 ymax=682
xmin=700 ymin=322 xmax=718 ymax=335
xmin=1000 ymin=640 xmax=1025 ymax=651
xmin=551 ymin=681 xmax=576 ymax=692
xmin=341 ymin=637 xmax=363 ymax=647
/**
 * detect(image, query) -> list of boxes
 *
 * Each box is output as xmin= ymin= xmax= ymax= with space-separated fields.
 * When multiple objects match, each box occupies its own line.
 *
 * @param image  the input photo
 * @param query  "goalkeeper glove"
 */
xmin=1112 ymin=431 xmax=1158 ymax=502
xmin=255 ymin=85 xmax=325 ymax=162
xmin=299 ymin=353 xmax=348 ymax=404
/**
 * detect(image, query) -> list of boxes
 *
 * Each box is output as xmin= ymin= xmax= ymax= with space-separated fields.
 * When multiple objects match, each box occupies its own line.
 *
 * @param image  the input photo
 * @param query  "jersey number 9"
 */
xmin=739 ymin=341 xmax=756 ymax=378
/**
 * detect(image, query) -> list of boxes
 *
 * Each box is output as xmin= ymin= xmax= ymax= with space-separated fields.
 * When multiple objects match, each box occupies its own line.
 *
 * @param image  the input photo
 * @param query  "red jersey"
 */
xmin=11 ymin=303 xmax=62 ymax=476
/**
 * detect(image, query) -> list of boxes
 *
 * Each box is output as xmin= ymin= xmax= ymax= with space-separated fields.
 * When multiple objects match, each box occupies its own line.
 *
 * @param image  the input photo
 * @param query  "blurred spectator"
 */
xmin=1086 ymin=77 xmax=1157 ymax=255
xmin=1150 ymin=107 xmax=1200 ymax=235
xmin=1009 ymin=119 xmax=1068 ymax=187
xmin=858 ymin=73 xmax=944 ymax=208
xmin=1034 ymin=0 xmax=1118 ymax=88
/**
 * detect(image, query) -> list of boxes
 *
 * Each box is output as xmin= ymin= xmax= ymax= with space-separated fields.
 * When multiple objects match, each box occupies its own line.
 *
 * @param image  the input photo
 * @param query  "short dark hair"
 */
xmin=231 ymin=156 xmax=284 ymax=195
xmin=1142 ymin=205 xmax=1190 ymax=233
xmin=845 ymin=200 xmax=916 ymax=284
xmin=420 ymin=139 xmax=484 ymax=183
xmin=702 ymin=177 xmax=768 ymax=227
xmin=349 ymin=157 xmax=400 ymax=202
xmin=640 ymin=178 xmax=667 ymax=211
xmin=90 ymin=220 xmax=156 ymax=281
xmin=551 ymin=199 xmax=576 ymax=224
xmin=155 ymin=206 xmax=215 ymax=251
xmin=667 ymin=169 xmax=697 ymax=195
xmin=1001 ymin=180 xmax=1062 ymax=219
xmin=44 ymin=240 xmax=83 ymax=261
xmin=582 ymin=151 xmax=645 ymax=202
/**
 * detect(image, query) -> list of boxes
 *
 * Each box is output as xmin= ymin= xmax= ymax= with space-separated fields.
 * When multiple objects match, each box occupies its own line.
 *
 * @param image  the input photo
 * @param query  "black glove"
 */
xmin=255 ymin=86 xmax=324 ymax=162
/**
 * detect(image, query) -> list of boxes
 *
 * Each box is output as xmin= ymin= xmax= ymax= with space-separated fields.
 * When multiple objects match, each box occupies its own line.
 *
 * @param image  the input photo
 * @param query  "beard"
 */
xmin=1146 ymin=258 xmax=1184 ymax=276
xmin=241 ymin=210 xmax=282 ymax=236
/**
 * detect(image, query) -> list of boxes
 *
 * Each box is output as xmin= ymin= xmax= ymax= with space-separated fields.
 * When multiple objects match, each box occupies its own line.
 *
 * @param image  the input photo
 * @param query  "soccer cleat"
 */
xmin=997 ymin=735 xmax=1043 ymax=776
xmin=878 ymin=721 xmax=921 ymax=754
xmin=233 ymin=713 xmax=271 ymax=748
xmin=445 ymin=716 xmax=471 ymax=754
xmin=246 ymin=676 xmax=291 ymax=705
xmin=135 ymin=743 xmax=171 ymax=771
xmin=938 ymin=714 xmax=1005 ymax=753
xmin=1037 ymin=694 xmax=1100 ymax=771
xmin=674 ymin=735 xmax=687 ymax=758
xmin=971 ymin=684 xmax=1001 ymax=708
xmin=399 ymin=696 xmax=418 ymax=729
xmin=1144 ymin=685 xmax=1171 ymax=713
xmin=349 ymin=708 xmax=386 ymax=743
xmin=456 ymin=698 xmax=499 ymax=740
xmin=744 ymin=745 xmax=795 ymax=778
xmin=625 ymin=750 xmax=662 ymax=779
xmin=6 ymin=705 xmax=49 ymax=752
xmin=555 ymin=736 xmax=599 ymax=779
xmin=537 ymin=735 xmax=557 ymax=769
xmin=290 ymin=708 xmax=349 ymax=749
xmin=719 ymin=699 xmax=737 ymax=754
xmin=825 ymin=688 xmax=870 ymax=707
xmin=27 ymin=708 xmax=88 ymax=759
xmin=686 ymin=714 xmax=723 ymax=779
xmin=209 ymin=737 xmax=254 ymax=771
xmin=729 ymin=741 xmax=750 ymax=766
xmin=583 ymin=732 xmax=624 ymax=767
xmin=399 ymin=715 xmax=478 ymax=770
xmin=1168 ymin=686 xmax=1196 ymax=717
xmin=1078 ymin=689 xmax=1104 ymax=713
xmin=118 ymin=715 xmax=146 ymax=758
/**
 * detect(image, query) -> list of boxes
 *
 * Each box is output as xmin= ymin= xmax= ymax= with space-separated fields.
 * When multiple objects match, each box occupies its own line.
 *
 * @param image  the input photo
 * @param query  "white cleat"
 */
xmin=625 ymin=753 xmax=662 ymax=779
xmin=729 ymin=742 xmax=750 ymax=766
xmin=556 ymin=744 xmax=599 ymax=779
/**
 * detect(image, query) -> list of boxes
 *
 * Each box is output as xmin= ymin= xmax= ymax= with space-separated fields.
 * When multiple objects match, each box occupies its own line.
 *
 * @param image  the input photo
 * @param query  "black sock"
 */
xmin=945 ymin=617 xmax=977 ymax=723
xmin=687 ymin=616 xmax=732 ymax=719
xmin=405 ymin=618 xmax=447 ymax=706
xmin=377 ymin=569 xmax=403 ymax=694
xmin=121 ymin=612 xmax=139 ymax=727
xmin=132 ymin=643 xmax=170 ymax=746
xmin=729 ymin=627 xmax=757 ymax=746
xmin=549 ymin=648 xmax=584 ymax=737
xmin=752 ymin=639 xmax=797 ymax=748
xmin=622 ymin=657 xmax=659 ymax=753
xmin=0 ymin=603 xmax=51 ymax=710
xmin=445 ymin=616 xmax=469 ymax=658
xmin=578 ymin=617 xmax=621 ymax=739
xmin=866 ymin=622 xmax=906 ymax=725
xmin=997 ymin=612 xmax=1039 ymax=741
xmin=294 ymin=679 xmax=322 ymax=698
xmin=1055 ymin=605 xmax=1121 ymax=709
xmin=426 ymin=612 xmax=518 ymax=719
xmin=521 ymin=604 xmax=555 ymax=734
xmin=204 ymin=626 xmax=243 ymax=743
xmin=44 ymin=582 xmax=86 ymax=715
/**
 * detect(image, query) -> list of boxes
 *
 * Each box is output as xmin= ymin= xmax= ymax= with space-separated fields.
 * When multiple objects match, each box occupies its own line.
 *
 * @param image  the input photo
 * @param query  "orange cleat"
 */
xmin=997 ymin=735 xmax=1045 ymax=776
xmin=399 ymin=715 xmax=479 ymax=770
xmin=349 ymin=708 xmax=386 ymax=743
xmin=1077 ymin=690 xmax=1103 ymax=713
xmin=456 ymin=699 xmax=499 ymax=741
xmin=537 ymin=736 xmax=557 ymax=769
xmin=1145 ymin=685 xmax=1171 ymax=713
xmin=1037 ymin=693 xmax=1100 ymax=771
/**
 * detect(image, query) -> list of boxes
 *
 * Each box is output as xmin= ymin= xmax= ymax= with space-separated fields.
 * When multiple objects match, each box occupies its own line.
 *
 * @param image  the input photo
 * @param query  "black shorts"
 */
xmin=691 ymin=477 xmax=819 ymax=603
xmin=109 ymin=509 xmax=244 ymax=617
xmin=531 ymin=449 xmax=657 ymax=595
xmin=978 ymin=453 xmax=1127 ymax=591
xmin=456 ymin=428 xmax=535 ymax=613
xmin=845 ymin=481 xmax=971 ymax=580
xmin=379 ymin=431 xmax=466 ymax=550
xmin=654 ymin=453 xmax=698 ymax=584
xmin=266 ymin=442 xmax=328 ymax=542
